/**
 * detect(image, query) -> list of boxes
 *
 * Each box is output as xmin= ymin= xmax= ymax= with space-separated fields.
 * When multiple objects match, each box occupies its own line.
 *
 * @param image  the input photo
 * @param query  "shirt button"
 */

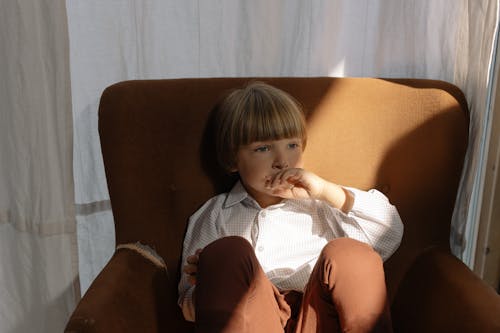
xmin=260 ymin=211 xmax=266 ymax=218
xmin=258 ymin=246 xmax=264 ymax=252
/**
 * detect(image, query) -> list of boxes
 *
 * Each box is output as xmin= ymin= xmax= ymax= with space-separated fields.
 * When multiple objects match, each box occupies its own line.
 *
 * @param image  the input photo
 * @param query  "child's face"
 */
xmin=233 ymin=137 xmax=304 ymax=207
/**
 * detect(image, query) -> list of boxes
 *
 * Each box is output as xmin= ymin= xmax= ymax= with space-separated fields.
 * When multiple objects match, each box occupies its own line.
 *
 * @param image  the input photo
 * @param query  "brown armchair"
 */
xmin=65 ymin=77 xmax=500 ymax=332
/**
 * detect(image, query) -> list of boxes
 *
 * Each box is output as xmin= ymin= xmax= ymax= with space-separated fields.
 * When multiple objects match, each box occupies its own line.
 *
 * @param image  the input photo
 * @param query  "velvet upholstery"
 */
xmin=65 ymin=77 xmax=500 ymax=332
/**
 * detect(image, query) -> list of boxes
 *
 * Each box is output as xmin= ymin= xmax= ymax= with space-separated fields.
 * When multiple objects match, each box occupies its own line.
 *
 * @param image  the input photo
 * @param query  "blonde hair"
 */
xmin=215 ymin=81 xmax=307 ymax=172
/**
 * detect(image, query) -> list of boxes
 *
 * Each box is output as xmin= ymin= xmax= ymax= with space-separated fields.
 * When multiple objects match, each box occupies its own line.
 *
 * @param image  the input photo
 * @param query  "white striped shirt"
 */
xmin=178 ymin=181 xmax=403 ymax=321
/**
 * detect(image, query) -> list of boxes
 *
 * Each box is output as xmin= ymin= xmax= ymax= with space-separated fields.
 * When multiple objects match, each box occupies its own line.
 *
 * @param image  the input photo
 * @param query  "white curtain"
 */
xmin=1 ymin=1 xmax=497 ymax=331
xmin=0 ymin=1 xmax=78 ymax=332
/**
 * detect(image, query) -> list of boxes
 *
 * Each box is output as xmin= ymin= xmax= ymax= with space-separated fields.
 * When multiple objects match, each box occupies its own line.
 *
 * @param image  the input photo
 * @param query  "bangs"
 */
xmin=238 ymin=105 xmax=306 ymax=145
xmin=234 ymin=89 xmax=306 ymax=146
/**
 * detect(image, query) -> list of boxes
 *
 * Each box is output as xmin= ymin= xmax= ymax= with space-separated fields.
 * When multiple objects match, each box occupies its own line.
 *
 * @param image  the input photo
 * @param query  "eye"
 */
xmin=287 ymin=142 xmax=300 ymax=149
xmin=254 ymin=145 xmax=270 ymax=152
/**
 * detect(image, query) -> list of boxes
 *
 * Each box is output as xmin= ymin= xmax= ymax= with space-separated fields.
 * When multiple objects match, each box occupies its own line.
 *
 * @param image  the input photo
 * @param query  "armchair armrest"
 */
xmin=392 ymin=247 xmax=500 ymax=333
xmin=65 ymin=244 xmax=180 ymax=332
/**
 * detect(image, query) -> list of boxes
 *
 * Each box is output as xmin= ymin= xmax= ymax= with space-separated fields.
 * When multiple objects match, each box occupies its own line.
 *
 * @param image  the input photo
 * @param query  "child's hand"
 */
xmin=183 ymin=248 xmax=202 ymax=286
xmin=265 ymin=168 xmax=326 ymax=200
xmin=265 ymin=168 xmax=354 ymax=213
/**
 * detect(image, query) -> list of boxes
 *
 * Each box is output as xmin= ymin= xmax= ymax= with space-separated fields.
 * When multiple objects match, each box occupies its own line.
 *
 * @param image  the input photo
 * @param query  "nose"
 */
xmin=272 ymin=160 xmax=288 ymax=169
xmin=272 ymin=152 xmax=289 ymax=170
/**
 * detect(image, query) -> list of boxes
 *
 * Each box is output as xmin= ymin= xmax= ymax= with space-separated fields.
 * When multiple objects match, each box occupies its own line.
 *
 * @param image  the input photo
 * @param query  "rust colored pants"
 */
xmin=195 ymin=236 xmax=392 ymax=333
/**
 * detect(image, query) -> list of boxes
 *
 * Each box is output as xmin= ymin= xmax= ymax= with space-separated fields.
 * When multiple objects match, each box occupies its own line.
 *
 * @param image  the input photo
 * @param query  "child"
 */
xmin=178 ymin=82 xmax=403 ymax=333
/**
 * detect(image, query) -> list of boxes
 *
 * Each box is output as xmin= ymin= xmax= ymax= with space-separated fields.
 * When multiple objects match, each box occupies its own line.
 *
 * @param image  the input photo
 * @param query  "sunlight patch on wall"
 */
xmin=328 ymin=58 xmax=346 ymax=77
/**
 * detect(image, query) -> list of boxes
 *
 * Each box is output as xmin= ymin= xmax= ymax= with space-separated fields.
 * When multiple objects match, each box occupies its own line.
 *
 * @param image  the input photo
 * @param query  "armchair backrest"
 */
xmin=98 ymin=77 xmax=468 ymax=310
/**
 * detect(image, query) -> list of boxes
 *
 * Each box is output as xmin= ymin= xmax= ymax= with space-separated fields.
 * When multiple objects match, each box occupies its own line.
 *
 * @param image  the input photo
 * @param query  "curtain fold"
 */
xmin=0 ymin=0 xmax=78 ymax=331
xmin=451 ymin=0 xmax=500 ymax=266
xmin=66 ymin=0 xmax=498 ymax=293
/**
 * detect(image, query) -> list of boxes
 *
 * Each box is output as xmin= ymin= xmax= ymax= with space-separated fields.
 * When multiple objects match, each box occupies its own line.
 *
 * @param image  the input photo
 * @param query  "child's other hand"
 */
xmin=183 ymin=248 xmax=202 ymax=285
xmin=266 ymin=168 xmax=325 ymax=200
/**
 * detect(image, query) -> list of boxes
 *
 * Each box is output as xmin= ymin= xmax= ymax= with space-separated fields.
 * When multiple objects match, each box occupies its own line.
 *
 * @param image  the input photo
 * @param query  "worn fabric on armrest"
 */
xmin=116 ymin=241 xmax=166 ymax=270
xmin=65 ymin=246 xmax=170 ymax=332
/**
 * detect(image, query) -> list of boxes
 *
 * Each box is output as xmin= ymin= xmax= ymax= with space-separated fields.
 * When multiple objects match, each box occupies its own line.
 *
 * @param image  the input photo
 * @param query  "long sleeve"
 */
xmin=178 ymin=196 xmax=223 ymax=322
xmin=325 ymin=188 xmax=404 ymax=261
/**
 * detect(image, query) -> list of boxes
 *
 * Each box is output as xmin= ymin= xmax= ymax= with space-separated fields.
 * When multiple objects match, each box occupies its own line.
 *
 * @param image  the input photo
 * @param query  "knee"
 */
xmin=202 ymin=236 xmax=252 ymax=255
xmin=321 ymin=238 xmax=382 ymax=265
xmin=322 ymin=238 xmax=381 ymax=261
xmin=199 ymin=236 xmax=255 ymax=268
xmin=198 ymin=236 xmax=259 ymax=286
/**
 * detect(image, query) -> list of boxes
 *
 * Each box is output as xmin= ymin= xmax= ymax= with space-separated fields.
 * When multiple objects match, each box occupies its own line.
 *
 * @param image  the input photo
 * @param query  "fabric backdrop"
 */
xmin=0 ymin=1 xmax=79 ymax=332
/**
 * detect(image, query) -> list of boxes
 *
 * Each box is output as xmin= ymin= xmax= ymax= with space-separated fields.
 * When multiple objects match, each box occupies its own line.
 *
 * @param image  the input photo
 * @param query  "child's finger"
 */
xmin=285 ymin=173 xmax=301 ymax=186
xmin=184 ymin=262 xmax=198 ymax=285
xmin=270 ymin=169 xmax=289 ymax=188
xmin=187 ymin=254 xmax=199 ymax=264
xmin=272 ymin=169 xmax=300 ymax=189
xmin=183 ymin=264 xmax=197 ymax=275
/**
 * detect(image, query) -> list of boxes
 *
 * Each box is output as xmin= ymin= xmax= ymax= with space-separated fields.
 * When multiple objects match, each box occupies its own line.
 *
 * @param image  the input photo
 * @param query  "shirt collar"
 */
xmin=223 ymin=180 xmax=249 ymax=208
